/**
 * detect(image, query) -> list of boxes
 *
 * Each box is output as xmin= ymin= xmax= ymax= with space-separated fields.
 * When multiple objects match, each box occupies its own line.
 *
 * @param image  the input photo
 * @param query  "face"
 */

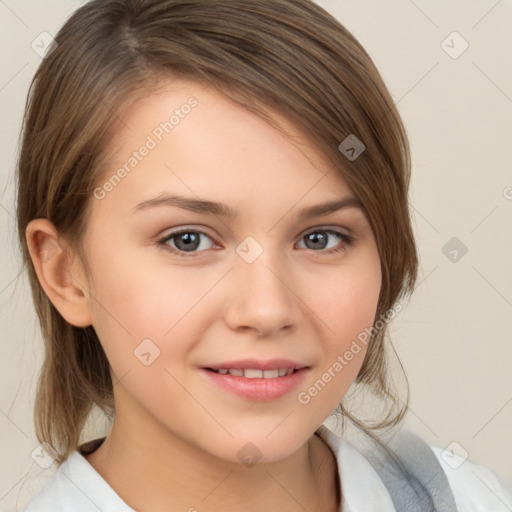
xmin=77 ymin=79 xmax=381 ymax=463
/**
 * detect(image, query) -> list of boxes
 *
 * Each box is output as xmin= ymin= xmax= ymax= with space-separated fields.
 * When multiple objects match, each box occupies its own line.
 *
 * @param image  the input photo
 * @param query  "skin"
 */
xmin=26 ymin=79 xmax=382 ymax=512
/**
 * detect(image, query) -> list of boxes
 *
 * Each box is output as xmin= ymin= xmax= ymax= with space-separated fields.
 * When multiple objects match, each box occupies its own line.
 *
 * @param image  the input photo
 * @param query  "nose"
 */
xmin=223 ymin=247 xmax=300 ymax=338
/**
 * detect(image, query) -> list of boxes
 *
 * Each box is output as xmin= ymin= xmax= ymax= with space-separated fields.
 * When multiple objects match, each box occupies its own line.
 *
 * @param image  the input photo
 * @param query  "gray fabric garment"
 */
xmin=360 ymin=429 xmax=459 ymax=512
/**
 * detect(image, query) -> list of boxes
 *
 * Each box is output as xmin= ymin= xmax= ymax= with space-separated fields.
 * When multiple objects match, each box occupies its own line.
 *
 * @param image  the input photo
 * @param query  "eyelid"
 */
xmin=160 ymin=225 xmax=215 ymax=237
xmin=158 ymin=226 xmax=219 ymax=246
xmin=301 ymin=225 xmax=352 ymax=237
xmin=158 ymin=224 xmax=352 ymax=243
xmin=156 ymin=224 xmax=355 ymax=260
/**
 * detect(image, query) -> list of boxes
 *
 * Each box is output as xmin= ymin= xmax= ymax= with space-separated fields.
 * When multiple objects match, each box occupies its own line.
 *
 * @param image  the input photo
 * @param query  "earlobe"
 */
xmin=25 ymin=218 xmax=93 ymax=328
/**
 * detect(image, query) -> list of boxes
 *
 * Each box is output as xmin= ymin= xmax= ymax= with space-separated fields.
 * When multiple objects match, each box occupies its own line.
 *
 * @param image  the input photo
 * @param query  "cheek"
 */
xmin=303 ymin=253 xmax=381 ymax=401
xmin=330 ymin=276 xmax=381 ymax=348
xmin=86 ymin=250 xmax=219 ymax=370
xmin=315 ymin=253 xmax=382 ymax=349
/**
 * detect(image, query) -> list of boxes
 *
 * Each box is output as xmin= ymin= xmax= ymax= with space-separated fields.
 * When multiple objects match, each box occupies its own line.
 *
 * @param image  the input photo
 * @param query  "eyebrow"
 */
xmin=131 ymin=193 xmax=364 ymax=219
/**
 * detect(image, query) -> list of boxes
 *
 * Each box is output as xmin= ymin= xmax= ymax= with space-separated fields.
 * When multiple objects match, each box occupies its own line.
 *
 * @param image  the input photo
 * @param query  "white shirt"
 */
xmin=20 ymin=426 xmax=512 ymax=511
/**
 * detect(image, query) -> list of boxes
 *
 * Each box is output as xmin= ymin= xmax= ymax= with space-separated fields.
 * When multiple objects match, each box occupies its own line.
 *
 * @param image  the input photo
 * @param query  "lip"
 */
xmin=200 ymin=359 xmax=310 ymax=401
xmin=204 ymin=358 xmax=308 ymax=371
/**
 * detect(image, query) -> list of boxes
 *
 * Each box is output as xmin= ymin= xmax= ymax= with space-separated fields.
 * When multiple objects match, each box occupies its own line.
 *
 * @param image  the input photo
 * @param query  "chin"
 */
xmin=202 ymin=429 xmax=309 ymax=467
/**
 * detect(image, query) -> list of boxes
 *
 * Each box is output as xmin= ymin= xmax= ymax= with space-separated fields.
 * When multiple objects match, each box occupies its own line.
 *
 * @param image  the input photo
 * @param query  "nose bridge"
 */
xmin=225 ymin=234 xmax=298 ymax=335
xmin=237 ymin=235 xmax=292 ymax=303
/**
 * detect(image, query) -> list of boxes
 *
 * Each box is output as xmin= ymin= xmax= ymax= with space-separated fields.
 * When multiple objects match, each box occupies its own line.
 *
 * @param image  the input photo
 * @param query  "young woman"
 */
xmin=15 ymin=0 xmax=511 ymax=510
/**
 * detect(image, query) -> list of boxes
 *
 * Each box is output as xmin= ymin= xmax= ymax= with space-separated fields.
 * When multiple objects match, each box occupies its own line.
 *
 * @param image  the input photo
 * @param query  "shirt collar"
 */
xmin=62 ymin=427 xmax=396 ymax=512
xmin=316 ymin=425 xmax=396 ymax=512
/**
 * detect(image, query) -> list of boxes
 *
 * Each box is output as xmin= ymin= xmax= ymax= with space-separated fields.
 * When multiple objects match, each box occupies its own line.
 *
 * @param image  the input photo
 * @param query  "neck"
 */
xmin=84 ymin=413 xmax=340 ymax=512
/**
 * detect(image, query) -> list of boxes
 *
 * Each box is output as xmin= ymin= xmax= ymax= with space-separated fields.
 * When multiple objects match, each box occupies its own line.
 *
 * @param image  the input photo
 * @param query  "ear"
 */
xmin=25 ymin=218 xmax=93 ymax=327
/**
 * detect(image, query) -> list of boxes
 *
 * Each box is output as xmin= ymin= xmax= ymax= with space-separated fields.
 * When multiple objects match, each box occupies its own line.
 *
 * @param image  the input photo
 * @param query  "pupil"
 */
xmin=176 ymin=233 xmax=200 ymax=251
xmin=307 ymin=232 xmax=327 ymax=249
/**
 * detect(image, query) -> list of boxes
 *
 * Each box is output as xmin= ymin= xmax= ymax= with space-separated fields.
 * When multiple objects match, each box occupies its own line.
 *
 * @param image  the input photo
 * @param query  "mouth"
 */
xmin=204 ymin=367 xmax=301 ymax=378
xmin=200 ymin=360 xmax=310 ymax=401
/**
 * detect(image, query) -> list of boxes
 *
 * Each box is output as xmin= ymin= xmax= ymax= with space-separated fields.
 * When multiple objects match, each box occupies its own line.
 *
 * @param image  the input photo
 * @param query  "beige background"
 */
xmin=1 ymin=0 xmax=511 ymax=510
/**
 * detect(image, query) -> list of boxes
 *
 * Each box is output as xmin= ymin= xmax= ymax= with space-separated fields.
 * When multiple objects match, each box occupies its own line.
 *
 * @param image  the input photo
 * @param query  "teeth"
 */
xmin=244 ymin=369 xmax=263 ymax=378
xmin=213 ymin=368 xmax=296 ymax=378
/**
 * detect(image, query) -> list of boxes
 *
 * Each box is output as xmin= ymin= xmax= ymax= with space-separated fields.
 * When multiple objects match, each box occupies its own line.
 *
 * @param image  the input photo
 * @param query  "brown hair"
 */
xmin=16 ymin=0 xmax=418 ymax=465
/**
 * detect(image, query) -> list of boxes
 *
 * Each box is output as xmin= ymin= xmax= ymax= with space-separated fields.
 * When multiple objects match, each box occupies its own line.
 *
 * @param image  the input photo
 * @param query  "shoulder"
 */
xmin=317 ymin=424 xmax=512 ymax=512
xmin=428 ymin=443 xmax=512 ymax=511
xmin=391 ymin=428 xmax=512 ymax=511
xmin=20 ymin=454 xmax=80 ymax=512
xmin=19 ymin=448 xmax=135 ymax=512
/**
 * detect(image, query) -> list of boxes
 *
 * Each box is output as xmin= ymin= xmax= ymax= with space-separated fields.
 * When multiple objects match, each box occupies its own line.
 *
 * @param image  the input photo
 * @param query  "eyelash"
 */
xmin=156 ymin=227 xmax=355 ymax=259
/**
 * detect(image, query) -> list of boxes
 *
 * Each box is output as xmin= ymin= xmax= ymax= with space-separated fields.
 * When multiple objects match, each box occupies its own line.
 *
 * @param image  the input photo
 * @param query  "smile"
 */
xmin=201 ymin=365 xmax=309 ymax=401
xmin=207 ymin=368 xmax=296 ymax=378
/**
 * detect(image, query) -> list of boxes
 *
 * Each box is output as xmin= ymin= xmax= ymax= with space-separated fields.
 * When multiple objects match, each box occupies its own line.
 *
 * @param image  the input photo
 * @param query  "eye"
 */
xmin=157 ymin=228 xmax=217 ymax=258
xmin=157 ymin=227 xmax=354 ymax=258
xmin=296 ymin=229 xmax=354 ymax=255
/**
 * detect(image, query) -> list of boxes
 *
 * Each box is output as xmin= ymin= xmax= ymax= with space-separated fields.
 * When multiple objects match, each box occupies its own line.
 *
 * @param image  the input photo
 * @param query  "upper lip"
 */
xmin=203 ymin=359 xmax=309 ymax=370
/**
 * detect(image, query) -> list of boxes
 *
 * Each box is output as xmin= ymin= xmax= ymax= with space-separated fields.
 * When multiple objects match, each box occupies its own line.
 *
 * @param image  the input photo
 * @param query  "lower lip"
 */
xmin=201 ymin=368 xmax=309 ymax=401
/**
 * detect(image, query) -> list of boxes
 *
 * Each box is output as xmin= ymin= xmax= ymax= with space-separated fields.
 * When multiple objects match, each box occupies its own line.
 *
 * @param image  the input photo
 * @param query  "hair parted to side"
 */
xmin=16 ymin=0 xmax=418 ymax=465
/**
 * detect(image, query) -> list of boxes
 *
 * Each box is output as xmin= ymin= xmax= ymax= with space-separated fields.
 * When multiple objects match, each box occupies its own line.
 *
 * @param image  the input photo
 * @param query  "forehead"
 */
xmin=91 ymin=79 xmax=356 ymax=221
xmin=106 ymin=78 xmax=336 ymax=172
